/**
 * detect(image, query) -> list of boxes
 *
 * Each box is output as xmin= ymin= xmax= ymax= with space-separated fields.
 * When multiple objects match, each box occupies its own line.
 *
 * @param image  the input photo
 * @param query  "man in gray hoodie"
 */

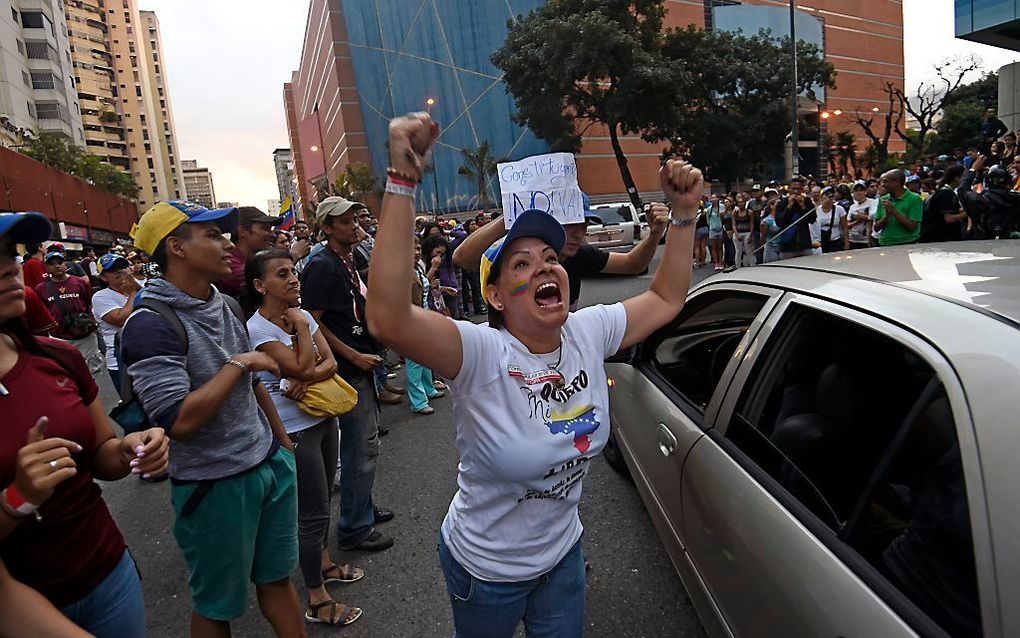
xmin=121 ymin=201 xmax=309 ymax=636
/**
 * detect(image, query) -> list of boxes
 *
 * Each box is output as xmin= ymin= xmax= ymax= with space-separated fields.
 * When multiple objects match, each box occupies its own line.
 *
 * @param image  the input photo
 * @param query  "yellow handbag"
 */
xmin=297 ymin=374 xmax=359 ymax=418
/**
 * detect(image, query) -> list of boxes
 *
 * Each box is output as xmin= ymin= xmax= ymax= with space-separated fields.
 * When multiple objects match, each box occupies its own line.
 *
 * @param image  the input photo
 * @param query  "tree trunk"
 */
xmin=608 ymin=120 xmax=643 ymax=211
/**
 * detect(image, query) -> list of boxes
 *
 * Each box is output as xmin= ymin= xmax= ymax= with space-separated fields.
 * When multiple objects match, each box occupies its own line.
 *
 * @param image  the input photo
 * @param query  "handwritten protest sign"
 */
xmin=497 ymin=153 xmax=584 ymax=227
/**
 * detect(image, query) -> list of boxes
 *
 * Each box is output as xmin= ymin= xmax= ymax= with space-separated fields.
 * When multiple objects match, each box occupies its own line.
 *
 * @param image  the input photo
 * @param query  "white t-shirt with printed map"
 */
xmin=441 ymin=302 xmax=627 ymax=582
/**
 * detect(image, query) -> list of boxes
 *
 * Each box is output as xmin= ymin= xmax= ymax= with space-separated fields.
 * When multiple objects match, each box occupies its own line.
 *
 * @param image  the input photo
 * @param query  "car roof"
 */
xmin=759 ymin=241 xmax=1020 ymax=326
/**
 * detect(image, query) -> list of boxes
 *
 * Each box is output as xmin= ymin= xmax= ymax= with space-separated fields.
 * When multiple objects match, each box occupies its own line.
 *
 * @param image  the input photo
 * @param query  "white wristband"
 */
xmin=385 ymin=178 xmax=417 ymax=199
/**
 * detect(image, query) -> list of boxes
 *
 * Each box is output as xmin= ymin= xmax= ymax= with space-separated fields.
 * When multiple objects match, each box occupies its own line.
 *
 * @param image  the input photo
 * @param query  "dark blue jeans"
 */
xmin=335 ymin=373 xmax=379 ymax=547
xmin=438 ymin=533 xmax=586 ymax=638
xmin=60 ymin=549 xmax=145 ymax=638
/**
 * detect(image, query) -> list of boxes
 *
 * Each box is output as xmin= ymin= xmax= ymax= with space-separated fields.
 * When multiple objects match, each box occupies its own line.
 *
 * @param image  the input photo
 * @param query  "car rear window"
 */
xmin=592 ymin=206 xmax=631 ymax=224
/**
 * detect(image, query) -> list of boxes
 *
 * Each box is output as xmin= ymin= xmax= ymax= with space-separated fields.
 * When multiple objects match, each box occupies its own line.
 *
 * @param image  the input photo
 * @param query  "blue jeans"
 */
xmin=108 ymin=368 xmax=121 ymax=394
xmin=60 ymin=549 xmax=145 ymax=638
xmin=374 ymin=361 xmax=388 ymax=394
xmin=405 ymin=358 xmax=439 ymax=412
xmin=438 ymin=533 xmax=586 ymax=638
xmin=335 ymin=373 xmax=379 ymax=547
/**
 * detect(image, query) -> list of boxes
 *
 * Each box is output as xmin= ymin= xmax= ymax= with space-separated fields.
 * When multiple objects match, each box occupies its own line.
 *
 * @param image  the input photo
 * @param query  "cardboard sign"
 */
xmin=498 ymin=153 xmax=584 ymax=227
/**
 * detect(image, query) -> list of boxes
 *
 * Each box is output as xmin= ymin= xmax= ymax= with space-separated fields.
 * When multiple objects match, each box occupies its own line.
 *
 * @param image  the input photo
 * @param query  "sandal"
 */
xmin=322 ymin=562 xmax=364 ymax=584
xmin=305 ymin=600 xmax=362 ymax=626
xmin=432 ymin=380 xmax=448 ymax=391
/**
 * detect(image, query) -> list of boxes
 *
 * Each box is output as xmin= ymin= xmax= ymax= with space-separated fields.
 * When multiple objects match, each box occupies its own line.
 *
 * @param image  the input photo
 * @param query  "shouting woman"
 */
xmin=365 ymin=113 xmax=702 ymax=638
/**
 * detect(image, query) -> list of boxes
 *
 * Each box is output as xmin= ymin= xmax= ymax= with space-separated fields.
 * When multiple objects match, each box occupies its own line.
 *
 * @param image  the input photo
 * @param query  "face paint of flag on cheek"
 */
xmin=510 ymin=280 xmax=530 ymax=297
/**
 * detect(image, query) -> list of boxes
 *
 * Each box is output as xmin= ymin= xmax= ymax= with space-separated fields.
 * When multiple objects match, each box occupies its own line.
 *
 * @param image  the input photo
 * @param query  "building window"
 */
xmin=30 ymin=71 xmax=58 ymax=90
xmin=20 ymin=11 xmax=53 ymax=33
xmin=26 ymin=102 xmax=36 ymax=118
xmin=35 ymin=102 xmax=64 ymax=121
xmin=25 ymin=41 xmax=57 ymax=61
xmin=16 ymin=40 xmax=24 ymax=55
xmin=135 ymin=86 xmax=141 ymax=97
xmin=22 ymin=71 xmax=30 ymax=87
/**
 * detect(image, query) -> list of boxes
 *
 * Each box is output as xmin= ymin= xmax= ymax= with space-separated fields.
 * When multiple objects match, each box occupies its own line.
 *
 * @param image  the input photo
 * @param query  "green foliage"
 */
xmin=19 ymin=131 xmax=139 ymax=199
xmin=98 ymin=110 xmax=120 ymax=124
xmin=492 ymin=0 xmax=687 ymax=207
xmin=659 ymin=26 xmax=836 ymax=185
xmin=458 ymin=141 xmax=503 ymax=209
xmin=933 ymin=101 xmax=986 ymax=153
xmin=827 ymin=130 xmax=858 ymax=177
xmin=944 ymin=72 xmax=997 ymax=109
xmin=333 ymin=162 xmax=377 ymax=200
xmin=492 ymin=0 xmax=836 ymax=195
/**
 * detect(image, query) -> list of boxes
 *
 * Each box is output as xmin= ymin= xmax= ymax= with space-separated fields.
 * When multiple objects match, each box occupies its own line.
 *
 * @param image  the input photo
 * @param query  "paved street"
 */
xmin=100 ymin=248 xmax=716 ymax=637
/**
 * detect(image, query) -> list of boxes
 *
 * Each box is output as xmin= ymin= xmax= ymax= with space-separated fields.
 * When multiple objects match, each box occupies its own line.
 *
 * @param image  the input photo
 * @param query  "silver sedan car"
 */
xmin=605 ymin=241 xmax=1020 ymax=638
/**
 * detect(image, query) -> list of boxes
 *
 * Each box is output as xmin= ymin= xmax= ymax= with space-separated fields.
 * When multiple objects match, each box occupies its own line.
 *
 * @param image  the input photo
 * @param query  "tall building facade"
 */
xmin=286 ymin=0 xmax=904 ymax=208
xmin=181 ymin=158 xmax=216 ymax=208
xmin=273 ymin=147 xmax=298 ymax=207
xmin=103 ymin=0 xmax=181 ymax=210
xmin=65 ymin=0 xmax=127 ymax=169
xmin=138 ymin=10 xmax=183 ymax=203
xmin=956 ymin=0 xmax=1020 ymax=132
xmin=0 ymin=0 xmax=85 ymax=146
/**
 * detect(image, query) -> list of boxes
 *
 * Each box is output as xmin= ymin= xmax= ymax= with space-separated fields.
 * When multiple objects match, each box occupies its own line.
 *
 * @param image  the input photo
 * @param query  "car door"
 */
xmin=679 ymin=293 xmax=987 ymax=638
xmin=608 ymin=284 xmax=782 ymax=565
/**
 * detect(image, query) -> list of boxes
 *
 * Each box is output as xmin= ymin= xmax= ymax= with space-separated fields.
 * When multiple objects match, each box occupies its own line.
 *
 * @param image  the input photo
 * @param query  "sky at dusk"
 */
xmin=143 ymin=0 xmax=1020 ymax=207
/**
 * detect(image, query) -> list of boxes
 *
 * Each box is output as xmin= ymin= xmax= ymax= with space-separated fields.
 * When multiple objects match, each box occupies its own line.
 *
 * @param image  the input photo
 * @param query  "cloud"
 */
xmin=141 ymin=0 xmax=308 ymax=206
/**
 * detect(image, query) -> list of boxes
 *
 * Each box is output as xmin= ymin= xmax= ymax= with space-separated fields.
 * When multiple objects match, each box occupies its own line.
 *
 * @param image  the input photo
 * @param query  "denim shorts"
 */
xmin=170 ymin=446 xmax=298 ymax=621
xmin=60 ymin=549 xmax=145 ymax=638
xmin=709 ymin=229 xmax=725 ymax=240
xmin=695 ymin=227 xmax=709 ymax=240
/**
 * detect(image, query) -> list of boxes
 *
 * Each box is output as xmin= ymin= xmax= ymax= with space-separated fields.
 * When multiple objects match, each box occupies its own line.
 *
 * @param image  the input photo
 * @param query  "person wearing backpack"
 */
xmin=120 ymin=201 xmax=305 ymax=637
xmin=776 ymin=176 xmax=817 ymax=260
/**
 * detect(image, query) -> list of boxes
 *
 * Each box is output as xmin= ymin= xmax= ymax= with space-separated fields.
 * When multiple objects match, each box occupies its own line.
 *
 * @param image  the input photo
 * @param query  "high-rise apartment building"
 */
xmin=0 ymin=1 xmax=85 ymax=146
xmin=181 ymin=158 xmax=216 ymax=208
xmin=273 ymin=147 xmax=298 ymax=208
xmin=65 ymin=0 xmax=127 ymax=169
xmin=103 ymin=0 xmax=181 ymax=210
xmin=138 ymin=10 xmax=182 ymax=202
xmin=286 ymin=0 xmax=904 ymax=207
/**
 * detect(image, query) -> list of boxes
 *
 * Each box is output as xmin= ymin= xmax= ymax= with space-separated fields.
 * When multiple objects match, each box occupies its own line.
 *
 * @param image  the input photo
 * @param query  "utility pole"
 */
xmin=790 ymin=0 xmax=800 ymax=177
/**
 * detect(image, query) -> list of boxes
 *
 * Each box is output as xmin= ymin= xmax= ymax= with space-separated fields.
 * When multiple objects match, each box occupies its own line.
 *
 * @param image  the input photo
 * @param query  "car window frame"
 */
xmin=636 ymin=282 xmax=784 ymax=428
xmin=712 ymin=291 xmax=996 ymax=638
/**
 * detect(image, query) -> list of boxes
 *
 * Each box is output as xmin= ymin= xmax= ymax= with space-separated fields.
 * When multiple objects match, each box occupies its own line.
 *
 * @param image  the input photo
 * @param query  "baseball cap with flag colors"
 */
xmin=132 ymin=201 xmax=238 ymax=256
xmin=479 ymin=209 xmax=565 ymax=305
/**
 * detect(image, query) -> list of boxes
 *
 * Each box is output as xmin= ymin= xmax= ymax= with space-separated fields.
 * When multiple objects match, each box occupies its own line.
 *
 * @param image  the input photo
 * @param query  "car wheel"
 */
xmin=603 ymin=429 xmax=632 ymax=480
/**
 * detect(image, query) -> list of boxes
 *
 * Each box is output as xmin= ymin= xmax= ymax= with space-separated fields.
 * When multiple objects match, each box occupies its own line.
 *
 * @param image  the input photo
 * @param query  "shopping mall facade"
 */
xmin=285 ymin=0 xmax=905 ymax=213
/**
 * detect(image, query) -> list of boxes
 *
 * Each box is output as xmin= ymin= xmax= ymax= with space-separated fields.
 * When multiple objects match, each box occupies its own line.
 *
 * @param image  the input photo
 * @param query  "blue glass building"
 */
xmin=339 ymin=0 xmax=550 ymax=212
xmin=956 ymin=0 xmax=1020 ymax=51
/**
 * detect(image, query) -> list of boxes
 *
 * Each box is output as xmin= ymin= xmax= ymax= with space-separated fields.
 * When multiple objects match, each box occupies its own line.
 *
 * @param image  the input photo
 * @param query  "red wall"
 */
xmin=0 ymin=146 xmax=140 ymax=237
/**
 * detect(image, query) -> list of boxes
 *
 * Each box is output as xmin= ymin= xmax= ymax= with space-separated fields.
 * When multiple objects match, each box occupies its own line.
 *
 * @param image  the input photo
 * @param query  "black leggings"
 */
xmin=292 ymin=417 xmax=339 ymax=589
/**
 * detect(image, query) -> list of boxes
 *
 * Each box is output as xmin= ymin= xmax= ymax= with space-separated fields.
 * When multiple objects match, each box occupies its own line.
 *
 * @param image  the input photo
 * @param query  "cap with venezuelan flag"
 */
xmin=132 ymin=201 xmax=238 ymax=256
xmin=479 ymin=209 xmax=565 ymax=305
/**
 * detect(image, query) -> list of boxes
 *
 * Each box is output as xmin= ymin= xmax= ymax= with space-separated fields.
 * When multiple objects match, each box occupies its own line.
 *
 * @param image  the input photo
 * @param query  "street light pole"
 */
xmin=426 ymin=97 xmax=439 ymax=213
xmin=790 ymin=0 xmax=800 ymax=177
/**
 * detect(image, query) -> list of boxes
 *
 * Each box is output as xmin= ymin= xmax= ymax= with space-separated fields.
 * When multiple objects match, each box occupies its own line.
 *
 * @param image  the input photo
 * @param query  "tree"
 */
xmin=852 ymin=83 xmax=903 ymax=170
xmin=458 ymin=141 xmax=503 ymax=209
xmin=492 ymin=0 xmax=689 ymax=210
xmin=19 ymin=131 xmax=139 ymax=199
xmin=658 ymin=27 xmax=836 ymax=187
xmin=826 ymin=130 xmax=858 ymax=177
xmin=893 ymin=57 xmax=982 ymax=156
xmin=333 ymin=162 xmax=377 ymax=200
xmin=930 ymin=71 xmax=998 ymax=155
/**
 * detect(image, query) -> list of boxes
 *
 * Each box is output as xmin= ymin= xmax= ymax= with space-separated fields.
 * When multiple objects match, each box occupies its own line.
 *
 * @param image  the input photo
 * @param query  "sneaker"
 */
xmin=432 ymin=380 xmax=448 ymax=391
xmin=383 ymin=381 xmax=405 ymax=395
xmin=413 ymin=406 xmax=435 ymax=415
xmin=374 ymin=506 xmax=395 ymax=524
xmin=426 ymin=391 xmax=445 ymax=400
xmin=339 ymin=529 xmax=393 ymax=552
xmin=378 ymin=389 xmax=402 ymax=405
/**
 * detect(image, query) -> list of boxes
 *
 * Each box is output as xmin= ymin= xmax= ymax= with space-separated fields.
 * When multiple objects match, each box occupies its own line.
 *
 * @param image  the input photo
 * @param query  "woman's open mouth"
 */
xmin=534 ymin=281 xmax=563 ymax=310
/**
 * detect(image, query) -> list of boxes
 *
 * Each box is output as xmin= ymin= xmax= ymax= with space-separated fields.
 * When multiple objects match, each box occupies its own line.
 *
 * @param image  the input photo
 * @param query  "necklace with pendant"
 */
xmin=508 ymin=339 xmax=566 ymax=388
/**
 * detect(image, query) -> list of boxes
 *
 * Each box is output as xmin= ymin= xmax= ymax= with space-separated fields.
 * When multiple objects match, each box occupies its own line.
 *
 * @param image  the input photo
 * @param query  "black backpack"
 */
xmin=110 ymin=295 xmax=245 ymax=433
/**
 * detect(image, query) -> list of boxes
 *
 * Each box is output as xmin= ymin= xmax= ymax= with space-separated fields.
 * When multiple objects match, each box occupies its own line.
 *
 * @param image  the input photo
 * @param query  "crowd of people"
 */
xmin=2 ymin=105 xmax=1019 ymax=638
xmin=690 ymin=146 xmax=1020 ymax=271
